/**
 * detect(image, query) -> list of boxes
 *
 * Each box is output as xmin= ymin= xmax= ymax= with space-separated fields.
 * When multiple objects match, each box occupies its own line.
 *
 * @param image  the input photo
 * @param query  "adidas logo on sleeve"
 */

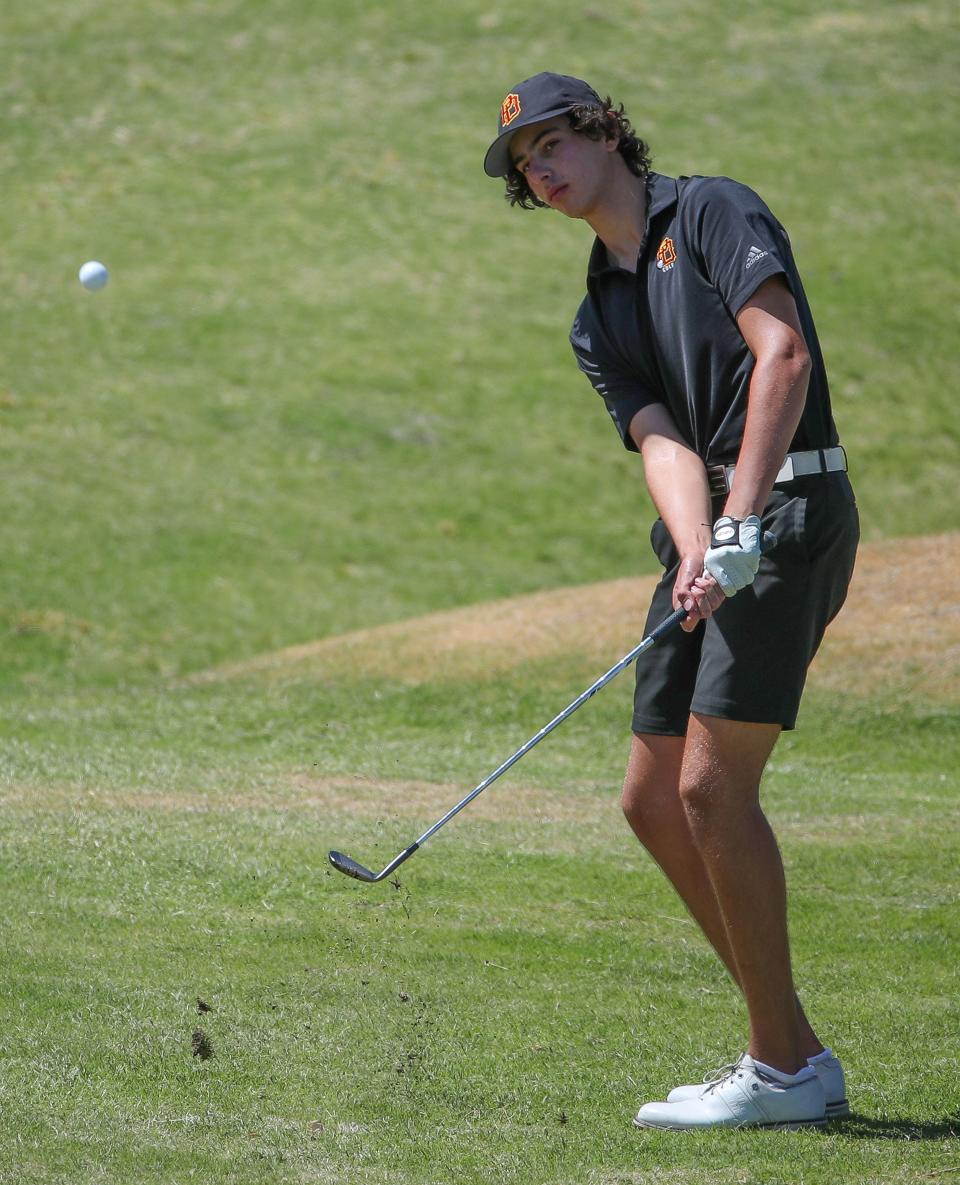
xmin=745 ymin=245 xmax=769 ymax=269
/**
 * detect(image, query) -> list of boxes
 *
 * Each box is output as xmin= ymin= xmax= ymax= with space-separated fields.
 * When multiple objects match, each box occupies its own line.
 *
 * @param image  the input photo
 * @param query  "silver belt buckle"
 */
xmin=775 ymin=454 xmax=796 ymax=483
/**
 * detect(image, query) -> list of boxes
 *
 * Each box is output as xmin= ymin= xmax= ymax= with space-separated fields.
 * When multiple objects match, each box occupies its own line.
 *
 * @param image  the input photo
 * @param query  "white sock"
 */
xmin=807 ymin=1047 xmax=835 ymax=1066
xmin=753 ymin=1058 xmax=817 ymax=1085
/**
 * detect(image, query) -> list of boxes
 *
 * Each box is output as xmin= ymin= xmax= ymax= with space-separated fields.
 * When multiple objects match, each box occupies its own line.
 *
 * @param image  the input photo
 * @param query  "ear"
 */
xmin=604 ymin=112 xmax=620 ymax=150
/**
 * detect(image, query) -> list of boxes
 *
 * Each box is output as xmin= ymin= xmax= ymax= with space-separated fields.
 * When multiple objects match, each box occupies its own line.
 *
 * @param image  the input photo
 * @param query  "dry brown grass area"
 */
xmin=197 ymin=535 xmax=958 ymax=703
xmin=11 ymin=536 xmax=954 ymax=828
xmin=0 ymin=775 xmax=922 ymax=845
xmin=0 ymin=776 xmax=599 ymax=825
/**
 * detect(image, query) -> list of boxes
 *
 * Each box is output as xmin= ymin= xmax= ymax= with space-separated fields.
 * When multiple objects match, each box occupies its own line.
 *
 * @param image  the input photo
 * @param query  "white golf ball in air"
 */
xmin=78 ymin=260 xmax=109 ymax=290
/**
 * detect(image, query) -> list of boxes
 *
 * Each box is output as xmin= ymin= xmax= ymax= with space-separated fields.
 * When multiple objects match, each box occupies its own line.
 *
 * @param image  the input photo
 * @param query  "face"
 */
xmin=509 ymin=117 xmax=619 ymax=217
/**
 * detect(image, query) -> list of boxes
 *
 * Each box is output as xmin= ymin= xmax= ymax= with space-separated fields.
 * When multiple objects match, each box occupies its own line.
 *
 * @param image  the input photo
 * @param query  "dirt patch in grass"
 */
xmin=192 ymin=574 xmax=648 ymax=686
xmin=194 ymin=534 xmax=960 ymax=703
xmin=0 ymin=776 xmax=614 ymax=826
xmin=803 ymin=533 xmax=959 ymax=701
xmin=0 ymin=778 xmax=930 ymax=848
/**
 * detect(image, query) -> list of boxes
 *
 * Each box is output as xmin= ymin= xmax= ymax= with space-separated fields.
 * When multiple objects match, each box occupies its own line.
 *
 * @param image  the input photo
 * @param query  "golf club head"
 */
xmin=328 ymin=851 xmax=379 ymax=882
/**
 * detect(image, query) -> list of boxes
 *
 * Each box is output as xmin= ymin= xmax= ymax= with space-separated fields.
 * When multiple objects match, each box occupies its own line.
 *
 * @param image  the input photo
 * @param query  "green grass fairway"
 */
xmin=2 ymin=0 xmax=959 ymax=1181
xmin=2 ymin=541 xmax=958 ymax=1184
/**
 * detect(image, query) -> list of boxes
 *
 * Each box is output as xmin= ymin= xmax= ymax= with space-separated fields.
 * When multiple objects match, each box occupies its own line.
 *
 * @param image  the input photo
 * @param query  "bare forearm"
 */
xmin=641 ymin=434 xmax=712 ymax=556
xmin=724 ymin=349 xmax=810 ymax=519
xmin=728 ymin=276 xmax=813 ymax=519
xmin=628 ymin=403 xmax=727 ymax=626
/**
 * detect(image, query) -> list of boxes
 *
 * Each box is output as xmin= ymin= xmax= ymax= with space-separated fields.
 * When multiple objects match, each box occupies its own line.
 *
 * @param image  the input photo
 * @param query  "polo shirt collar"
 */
xmin=586 ymin=173 xmax=679 ymax=279
xmin=647 ymin=171 xmax=679 ymax=219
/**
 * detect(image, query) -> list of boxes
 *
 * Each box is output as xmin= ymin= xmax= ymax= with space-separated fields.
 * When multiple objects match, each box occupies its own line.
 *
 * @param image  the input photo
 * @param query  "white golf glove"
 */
xmin=704 ymin=515 xmax=763 ymax=597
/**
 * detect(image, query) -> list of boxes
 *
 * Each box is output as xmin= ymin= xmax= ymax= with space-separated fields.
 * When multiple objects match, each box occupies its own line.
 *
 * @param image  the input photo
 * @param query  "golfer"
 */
xmin=484 ymin=73 xmax=859 ymax=1131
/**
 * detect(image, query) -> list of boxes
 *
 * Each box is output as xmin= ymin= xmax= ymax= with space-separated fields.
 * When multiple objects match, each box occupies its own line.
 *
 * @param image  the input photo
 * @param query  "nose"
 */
xmin=531 ymin=157 xmax=553 ymax=192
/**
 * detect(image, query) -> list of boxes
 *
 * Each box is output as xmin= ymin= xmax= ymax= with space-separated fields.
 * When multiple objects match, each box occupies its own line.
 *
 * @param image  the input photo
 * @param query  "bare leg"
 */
xmin=623 ymin=731 xmax=823 ymax=1063
xmin=623 ymin=734 xmax=741 ymax=982
xmin=678 ymin=713 xmax=802 ymax=1072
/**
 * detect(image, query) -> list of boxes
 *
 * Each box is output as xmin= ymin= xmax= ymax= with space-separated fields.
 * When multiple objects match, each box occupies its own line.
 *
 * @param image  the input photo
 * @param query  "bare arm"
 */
xmin=629 ymin=276 xmax=811 ymax=622
xmin=725 ymin=275 xmax=812 ymax=519
xmin=628 ymin=403 xmax=725 ymax=629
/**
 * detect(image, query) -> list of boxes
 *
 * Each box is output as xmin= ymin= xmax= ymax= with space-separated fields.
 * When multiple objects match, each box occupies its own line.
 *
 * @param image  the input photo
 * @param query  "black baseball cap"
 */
xmin=483 ymin=72 xmax=603 ymax=178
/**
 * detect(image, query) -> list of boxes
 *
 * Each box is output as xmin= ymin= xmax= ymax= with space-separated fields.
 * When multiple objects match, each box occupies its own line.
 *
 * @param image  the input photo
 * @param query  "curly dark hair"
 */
xmin=504 ymin=98 xmax=652 ymax=209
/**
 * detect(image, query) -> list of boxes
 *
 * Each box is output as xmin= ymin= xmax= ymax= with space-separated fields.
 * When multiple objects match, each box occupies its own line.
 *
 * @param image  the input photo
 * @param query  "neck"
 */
xmin=584 ymin=169 xmax=648 ymax=271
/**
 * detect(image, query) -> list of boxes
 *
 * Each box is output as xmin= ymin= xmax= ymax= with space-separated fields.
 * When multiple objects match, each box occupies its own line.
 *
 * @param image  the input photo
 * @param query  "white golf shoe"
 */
xmin=665 ymin=1048 xmax=849 ymax=1118
xmin=634 ymin=1054 xmax=827 ymax=1131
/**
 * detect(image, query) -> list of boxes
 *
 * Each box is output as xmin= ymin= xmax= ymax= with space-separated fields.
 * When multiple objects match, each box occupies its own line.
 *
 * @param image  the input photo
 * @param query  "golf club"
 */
xmin=329 ymin=602 xmax=689 ymax=884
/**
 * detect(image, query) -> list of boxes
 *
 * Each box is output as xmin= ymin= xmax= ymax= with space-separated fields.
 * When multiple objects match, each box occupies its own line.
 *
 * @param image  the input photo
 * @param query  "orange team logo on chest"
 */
xmin=656 ymin=236 xmax=677 ymax=271
xmin=500 ymin=93 xmax=522 ymax=126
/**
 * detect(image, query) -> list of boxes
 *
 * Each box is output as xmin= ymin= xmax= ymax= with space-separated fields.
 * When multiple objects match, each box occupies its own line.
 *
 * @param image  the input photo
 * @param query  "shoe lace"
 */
xmin=701 ymin=1054 xmax=748 ymax=1095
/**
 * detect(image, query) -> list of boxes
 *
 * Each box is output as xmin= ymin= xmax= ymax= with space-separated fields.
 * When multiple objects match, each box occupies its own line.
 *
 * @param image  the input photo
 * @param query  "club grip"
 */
xmin=646 ymin=605 xmax=688 ymax=644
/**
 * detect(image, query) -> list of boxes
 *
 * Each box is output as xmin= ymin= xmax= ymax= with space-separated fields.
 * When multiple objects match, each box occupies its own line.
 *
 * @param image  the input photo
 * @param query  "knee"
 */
xmin=621 ymin=775 xmax=644 ymax=830
xmin=679 ymin=769 xmax=757 ymax=832
xmin=677 ymin=770 xmax=718 ymax=827
xmin=621 ymin=773 xmax=679 ymax=844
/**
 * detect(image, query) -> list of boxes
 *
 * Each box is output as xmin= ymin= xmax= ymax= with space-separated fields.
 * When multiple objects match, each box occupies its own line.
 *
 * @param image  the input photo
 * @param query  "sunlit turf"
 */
xmin=3 ymin=0 xmax=959 ymax=689
xmin=1 ymin=678 xmax=958 ymax=1184
xmin=3 ymin=0 xmax=959 ymax=1180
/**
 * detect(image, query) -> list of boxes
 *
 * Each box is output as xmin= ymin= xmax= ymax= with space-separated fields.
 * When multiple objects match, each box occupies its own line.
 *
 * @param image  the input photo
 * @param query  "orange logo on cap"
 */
xmin=500 ymin=93 xmax=522 ymax=127
xmin=656 ymin=236 xmax=677 ymax=271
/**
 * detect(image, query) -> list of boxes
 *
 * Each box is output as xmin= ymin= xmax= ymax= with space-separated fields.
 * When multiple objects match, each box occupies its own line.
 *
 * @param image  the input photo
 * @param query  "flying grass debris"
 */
xmin=192 ymin=1028 xmax=214 ymax=1060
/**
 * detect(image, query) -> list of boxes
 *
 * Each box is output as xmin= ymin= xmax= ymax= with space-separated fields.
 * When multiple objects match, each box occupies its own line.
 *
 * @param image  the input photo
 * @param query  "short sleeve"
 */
xmin=570 ymin=305 xmax=658 ymax=452
xmin=692 ymin=178 xmax=791 ymax=316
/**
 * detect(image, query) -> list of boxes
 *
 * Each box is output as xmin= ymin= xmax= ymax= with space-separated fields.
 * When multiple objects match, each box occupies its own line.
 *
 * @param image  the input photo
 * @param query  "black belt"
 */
xmin=707 ymin=446 xmax=847 ymax=498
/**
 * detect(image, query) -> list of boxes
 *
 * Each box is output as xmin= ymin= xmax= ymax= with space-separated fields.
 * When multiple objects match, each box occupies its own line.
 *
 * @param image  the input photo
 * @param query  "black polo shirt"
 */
xmin=569 ymin=172 xmax=840 ymax=463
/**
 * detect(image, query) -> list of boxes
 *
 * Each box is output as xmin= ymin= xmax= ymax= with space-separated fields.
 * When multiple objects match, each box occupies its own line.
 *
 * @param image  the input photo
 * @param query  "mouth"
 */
xmin=547 ymin=184 xmax=568 ymax=203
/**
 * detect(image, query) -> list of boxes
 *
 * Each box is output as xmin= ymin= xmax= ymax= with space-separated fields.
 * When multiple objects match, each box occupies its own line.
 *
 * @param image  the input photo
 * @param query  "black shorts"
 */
xmin=632 ymin=473 xmax=860 ymax=735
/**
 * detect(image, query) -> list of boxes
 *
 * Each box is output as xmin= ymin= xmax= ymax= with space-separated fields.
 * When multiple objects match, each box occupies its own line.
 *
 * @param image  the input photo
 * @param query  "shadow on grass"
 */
xmin=835 ymin=1113 xmax=960 ymax=1142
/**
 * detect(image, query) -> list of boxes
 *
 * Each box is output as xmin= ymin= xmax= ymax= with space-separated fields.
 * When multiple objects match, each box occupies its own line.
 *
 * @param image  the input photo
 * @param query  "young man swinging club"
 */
xmin=483 ymin=73 xmax=859 ymax=1131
